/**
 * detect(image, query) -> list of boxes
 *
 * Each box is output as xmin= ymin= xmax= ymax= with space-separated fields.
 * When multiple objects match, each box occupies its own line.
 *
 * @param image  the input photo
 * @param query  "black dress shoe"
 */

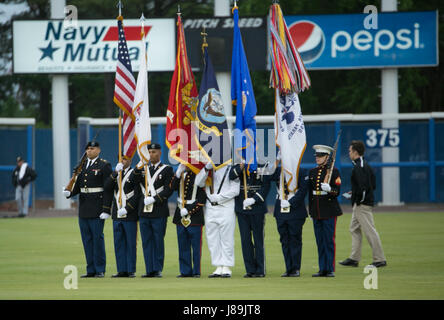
xmin=152 ymin=271 xmax=162 ymax=278
xmin=208 ymin=273 xmax=221 ymax=278
xmin=288 ymin=270 xmax=300 ymax=277
xmin=281 ymin=272 xmax=290 ymax=277
xmin=371 ymin=261 xmax=387 ymax=268
xmin=253 ymin=274 xmax=265 ymax=278
xmin=112 ymin=272 xmax=128 ymax=278
xmin=312 ymin=271 xmax=327 ymax=277
xmin=243 ymin=273 xmax=254 ymax=278
xmin=94 ymin=272 xmax=105 ymax=278
xmin=176 ymin=274 xmax=192 ymax=278
xmin=192 ymin=274 xmax=201 ymax=278
xmin=325 ymin=272 xmax=335 ymax=277
xmin=80 ymin=273 xmax=96 ymax=278
xmin=339 ymin=258 xmax=359 ymax=267
xmin=141 ymin=273 xmax=151 ymax=278
xmin=221 ymin=273 xmax=231 ymax=278
xmin=127 ymin=272 xmax=136 ymax=278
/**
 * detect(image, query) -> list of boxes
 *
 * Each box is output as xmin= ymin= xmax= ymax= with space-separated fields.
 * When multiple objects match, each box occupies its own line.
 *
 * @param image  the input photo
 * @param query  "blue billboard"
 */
xmin=284 ymin=11 xmax=438 ymax=69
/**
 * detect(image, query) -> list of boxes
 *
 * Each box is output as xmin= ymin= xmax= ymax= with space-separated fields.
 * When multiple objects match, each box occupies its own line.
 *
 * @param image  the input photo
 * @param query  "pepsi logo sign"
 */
xmin=288 ymin=20 xmax=325 ymax=64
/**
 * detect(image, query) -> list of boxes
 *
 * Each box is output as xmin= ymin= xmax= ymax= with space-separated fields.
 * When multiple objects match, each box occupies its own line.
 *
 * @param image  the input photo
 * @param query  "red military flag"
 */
xmin=165 ymin=13 xmax=203 ymax=173
xmin=113 ymin=16 xmax=137 ymax=159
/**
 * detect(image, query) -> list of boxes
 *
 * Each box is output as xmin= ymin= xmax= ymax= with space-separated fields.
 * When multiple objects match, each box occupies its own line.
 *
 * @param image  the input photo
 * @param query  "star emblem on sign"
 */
xmin=39 ymin=41 xmax=60 ymax=61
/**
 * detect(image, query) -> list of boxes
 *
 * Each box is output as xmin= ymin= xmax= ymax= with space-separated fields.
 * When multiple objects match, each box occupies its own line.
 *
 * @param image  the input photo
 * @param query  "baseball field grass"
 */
xmin=0 ymin=211 xmax=443 ymax=300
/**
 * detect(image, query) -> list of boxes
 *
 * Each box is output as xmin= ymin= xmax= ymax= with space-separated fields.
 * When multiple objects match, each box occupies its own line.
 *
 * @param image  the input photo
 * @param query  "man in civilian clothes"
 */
xmin=133 ymin=143 xmax=174 ymax=278
xmin=103 ymin=156 xmax=139 ymax=278
xmin=229 ymin=162 xmax=271 ymax=278
xmin=339 ymin=140 xmax=386 ymax=268
xmin=270 ymin=158 xmax=308 ymax=278
xmin=170 ymin=164 xmax=206 ymax=278
xmin=308 ymin=145 xmax=343 ymax=278
xmin=63 ymin=141 xmax=112 ymax=278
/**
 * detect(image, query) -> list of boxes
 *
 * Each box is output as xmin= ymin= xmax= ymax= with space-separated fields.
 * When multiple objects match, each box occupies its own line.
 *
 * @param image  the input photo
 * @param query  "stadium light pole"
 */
xmin=380 ymin=0 xmax=402 ymax=206
xmin=214 ymin=0 xmax=232 ymax=129
xmin=51 ymin=0 xmax=71 ymax=210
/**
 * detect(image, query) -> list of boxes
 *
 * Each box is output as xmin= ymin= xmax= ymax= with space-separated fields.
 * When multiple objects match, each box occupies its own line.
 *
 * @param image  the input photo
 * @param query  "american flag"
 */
xmin=113 ymin=17 xmax=137 ymax=159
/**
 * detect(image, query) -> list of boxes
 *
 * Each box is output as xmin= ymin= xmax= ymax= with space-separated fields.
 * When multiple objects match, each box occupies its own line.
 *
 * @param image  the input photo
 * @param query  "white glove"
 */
xmin=180 ymin=208 xmax=188 ymax=217
xmin=115 ymin=162 xmax=124 ymax=172
xmin=276 ymin=151 xmax=281 ymax=162
xmin=208 ymin=194 xmax=222 ymax=203
xmin=99 ymin=213 xmax=111 ymax=220
xmin=243 ymin=198 xmax=256 ymax=209
xmin=144 ymin=196 xmax=155 ymax=206
xmin=176 ymin=164 xmax=186 ymax=178
xmin=62 ymin=188 xmax=71 ymax=198
xmin=342 ymin=192 xmax=352 ymax=199
xmin=321 ymin=183 xmax=331 ymax=192
xmin=117 ymin=207 xmax=127 ymax=218
xmin=280 ymin=199 xmax=290 ymax=209
xmin=205 ymin=162 xmax=213 ymax=170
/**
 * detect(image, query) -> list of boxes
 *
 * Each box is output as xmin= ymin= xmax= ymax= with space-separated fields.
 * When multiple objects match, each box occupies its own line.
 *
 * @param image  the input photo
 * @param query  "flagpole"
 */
xmin=117 ymin=0 xmax=123 ymax=210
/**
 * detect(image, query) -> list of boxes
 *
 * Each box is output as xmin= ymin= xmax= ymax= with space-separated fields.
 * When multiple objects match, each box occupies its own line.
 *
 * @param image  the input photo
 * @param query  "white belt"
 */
xmin=313 ymin=190 xmax=327 ymax=195
xmin=177 ymin=198 xmax=196 ymax=205
xmin=80 ymin=187 xmax=104 ymax=193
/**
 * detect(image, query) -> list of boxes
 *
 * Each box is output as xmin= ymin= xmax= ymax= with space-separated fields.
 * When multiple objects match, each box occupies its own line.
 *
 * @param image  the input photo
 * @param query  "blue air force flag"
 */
xmin=195 ymin=47 xmax=231 ymax=169
xmin=275 ymin=90 xmax=306 ymax=192
xmin=231 ymin=6 xmax=257 ymax=174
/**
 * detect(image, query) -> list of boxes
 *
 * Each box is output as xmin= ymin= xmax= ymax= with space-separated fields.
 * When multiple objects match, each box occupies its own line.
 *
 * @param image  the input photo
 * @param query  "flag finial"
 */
xmin=177 ymin=4 xmax=181 ymax=16
xmin=117 ymin=0 xmax=123 ymax=16
xmin=140 ymin=13 xmax=145 ymax=37
xmin=201 ymin=27 xmax=208 ymax=53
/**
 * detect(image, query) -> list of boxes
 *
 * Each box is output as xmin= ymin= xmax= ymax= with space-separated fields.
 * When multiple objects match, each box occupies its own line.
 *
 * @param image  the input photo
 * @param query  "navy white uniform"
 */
xmin=229 ymin=164 xmax=271 ymax=277
xmin=271 ymin=167 xmax=308 ymax=276
xmin=170 ymin=170 xmax=206 ymax=277
xmin=103 ymin=166 xmax=139 ymax=277
xmin=308 ymin=145 xmax=343 ymax=276
xmin=133 ymin=161 xmax=174 ymax=277
xmin=68 ymin=152 xmax=112 ymax=276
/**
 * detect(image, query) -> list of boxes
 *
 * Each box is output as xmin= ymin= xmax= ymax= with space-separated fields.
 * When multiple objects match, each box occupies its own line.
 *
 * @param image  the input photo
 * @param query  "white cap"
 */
xmin=313 ymin=144 xmax=333 ymax=155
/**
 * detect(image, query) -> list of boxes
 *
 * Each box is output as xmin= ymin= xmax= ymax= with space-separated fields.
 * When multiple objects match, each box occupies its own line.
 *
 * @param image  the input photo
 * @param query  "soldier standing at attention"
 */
xmin=170 ymin=164 xmax=206 ymax=278
xmin=133 ymin=143 xmax=174 ymax=278
xmin=103 ymin=156 xmax=139 ymax=278
xmin=229 ymin=162 xmax=271 ymax=278
xmin=308 ymin=145 xmax=343 ymax=278
xmin=63 ymin=141 xmax=112 ymax=278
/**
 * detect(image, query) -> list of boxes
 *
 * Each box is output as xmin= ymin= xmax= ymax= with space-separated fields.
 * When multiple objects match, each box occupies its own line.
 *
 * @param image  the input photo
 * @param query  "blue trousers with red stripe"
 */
xmin=176 ymin=224 xmax=203 ymax=276
xmin=313 ymin=217 xmax=337 ymax=273
xmin=113 ymin=220 xmax=138 ymax=274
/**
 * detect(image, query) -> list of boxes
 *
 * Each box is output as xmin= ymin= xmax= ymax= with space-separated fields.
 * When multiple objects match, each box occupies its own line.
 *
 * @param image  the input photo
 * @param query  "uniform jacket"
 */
xmin=351 ymin=156 xmax=376 ymax=207
xmin=170 ymin=171 xmax=205 ymax=226
xmin=132 ymin=162 xmax=174 ymax=219
xmin=103 ymin=167 xmax=139 ymax=221
xmin=270 ymin=167 xmax=308 ymax=220
xmin=12 ymin=163 xmax=37 ymax=188
xmin=69 ymin=157 xmax=112 ymax=219
xmin=308 ymin=165 xmax=343 ymax=219
xmin=229 ymin=164 xmax=271 ymax=215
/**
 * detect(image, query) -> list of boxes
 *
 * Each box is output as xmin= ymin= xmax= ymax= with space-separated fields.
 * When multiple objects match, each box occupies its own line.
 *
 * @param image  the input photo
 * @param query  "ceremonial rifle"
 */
xmin=324 ymin=129 xmax=342 ymax=184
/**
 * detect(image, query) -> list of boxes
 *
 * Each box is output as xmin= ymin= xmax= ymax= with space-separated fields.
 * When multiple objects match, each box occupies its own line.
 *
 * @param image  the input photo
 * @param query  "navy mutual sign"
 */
xmin=285 ymin=11 xmax=438 ymax=69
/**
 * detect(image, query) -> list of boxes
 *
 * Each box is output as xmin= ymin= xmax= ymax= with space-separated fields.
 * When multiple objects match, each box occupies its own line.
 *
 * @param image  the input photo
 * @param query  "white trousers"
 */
xmin=204 ymin=204 xmax=236 ymax=267
xmin=15 ymin=184 xmax=31 ymax=215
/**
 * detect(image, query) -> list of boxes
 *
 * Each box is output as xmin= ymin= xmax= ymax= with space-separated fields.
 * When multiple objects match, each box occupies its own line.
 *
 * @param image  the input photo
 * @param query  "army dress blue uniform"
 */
xmin=308 ymin=148 xmax=343 ymax=277
xmin=170 ymin=170 xmax=206 ymax=277
xmin=103 ymin=166 xmax=139 ymax=277
xmin=68 ymin=155 xmax=112 ymax=277
xmin=271 ymin=167 xmax=308 ymax=277
xmin=229 ymin=164 xmax=271 ymax=277
xmin=133 ymin=161 xmax=174 ymax=277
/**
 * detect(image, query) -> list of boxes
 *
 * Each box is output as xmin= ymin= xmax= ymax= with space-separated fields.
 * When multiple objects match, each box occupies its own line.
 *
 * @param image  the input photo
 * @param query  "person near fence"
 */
xmin=308 ymin=145 xmax=343 ymax=277
xmin=170 ymin=164 xmax=206 ymax=278
xmin=12 ymin=156 xmax=37 ymax=217
xmin=195 ymin=162 xmax=240 ymax=278
xmin=63 ymin=141 xmax=112 ymax=278
xmin=132 ymin=143 xmax=174 ymax=278
xmin=229 ymin=162 xmax=271 ymax=278
xmin=103 ymin=156 xmax=139 ymax=278
xmin=270 ymin=161 xmax=309 ymax=278
xmin=339 ymin=140 xmax=387 ymax=268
